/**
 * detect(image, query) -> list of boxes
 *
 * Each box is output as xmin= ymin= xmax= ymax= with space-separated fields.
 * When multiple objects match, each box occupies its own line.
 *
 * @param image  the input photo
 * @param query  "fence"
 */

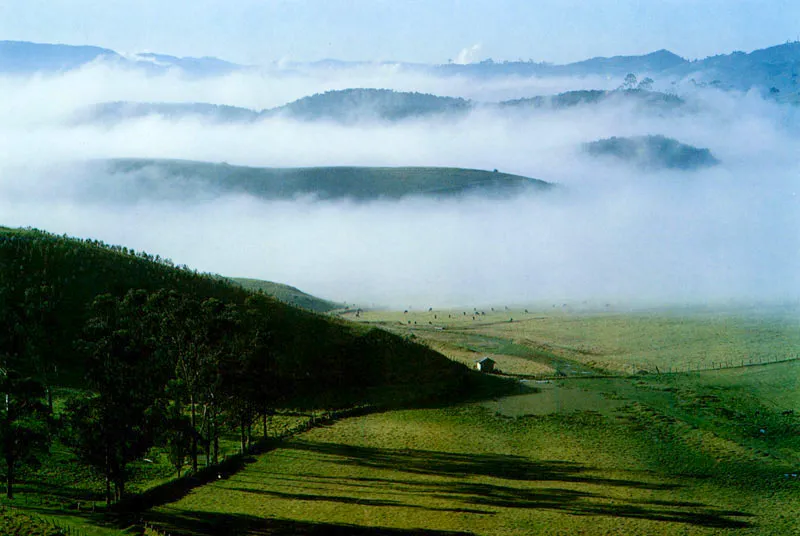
xmin=505 ymin=353 xmax=800 ymax=382
xmin=657 ymin=354 xmax=799 ymax=375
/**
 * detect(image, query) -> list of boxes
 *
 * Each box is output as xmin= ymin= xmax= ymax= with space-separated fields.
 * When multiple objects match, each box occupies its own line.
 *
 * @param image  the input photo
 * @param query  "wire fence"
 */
xmin=505 ymin=354 xmax=800 ymax=382
xmin=656 ymin=354 xmax=799 ymax=375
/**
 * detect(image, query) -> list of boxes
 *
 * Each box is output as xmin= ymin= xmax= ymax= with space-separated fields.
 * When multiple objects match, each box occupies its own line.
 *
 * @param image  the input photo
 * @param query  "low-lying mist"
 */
xmin=1 ymin=64 xmax=798 ymax=308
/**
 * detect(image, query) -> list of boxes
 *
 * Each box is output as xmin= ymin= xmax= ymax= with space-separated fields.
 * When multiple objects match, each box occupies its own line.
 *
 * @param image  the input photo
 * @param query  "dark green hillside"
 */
xmin=100 ymin=159 xmax=553 ymax=201
xmin=500 ymin=89 xmax=683 ymax=110
xmin=229 ymin=278 xmax=343 ymax=313
xmin=265 ymin=88 xmax=472 ymax=122
xmin=0 ymin=225 xmax=471 ymax=401
xmin=1 ymin=225 xmax=503 ymax=512
xmin=584 ymin=135 xmax=720 ymax=170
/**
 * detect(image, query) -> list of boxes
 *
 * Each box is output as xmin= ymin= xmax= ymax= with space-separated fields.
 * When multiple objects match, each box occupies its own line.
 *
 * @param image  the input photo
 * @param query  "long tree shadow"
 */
xmin=146 ymin=509 xmax=476 ymax=536
xmin=225 ymin=486 xmax=494 ymax=515
xmin=231 ymin=440 xmax=752 ymax=530
xmin=285 ymin=440 xmax=678 ymax=490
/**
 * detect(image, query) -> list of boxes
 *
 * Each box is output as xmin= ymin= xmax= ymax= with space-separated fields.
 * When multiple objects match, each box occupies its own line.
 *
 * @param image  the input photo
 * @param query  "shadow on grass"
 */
xmin=225 ymin=487 xmax=494 ymax=515
xmin=221 ymin=440 xmax=752 ymax=530
xmin=286 ymin=440 xmax=676 ymax=490
xmin=146 ymin=509 xmax=475 ymax=535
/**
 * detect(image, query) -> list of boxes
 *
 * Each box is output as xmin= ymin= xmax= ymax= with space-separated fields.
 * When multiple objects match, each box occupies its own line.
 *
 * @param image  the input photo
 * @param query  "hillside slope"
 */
xmin=0 ymin=225 xmax=476 ymax=405
xmin=229 ymin=277 xmax=343 ymax=313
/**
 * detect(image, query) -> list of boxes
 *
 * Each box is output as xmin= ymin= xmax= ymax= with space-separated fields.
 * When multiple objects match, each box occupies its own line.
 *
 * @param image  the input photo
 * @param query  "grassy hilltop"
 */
xmin=99 ymin=159 xmax=553 ymax=202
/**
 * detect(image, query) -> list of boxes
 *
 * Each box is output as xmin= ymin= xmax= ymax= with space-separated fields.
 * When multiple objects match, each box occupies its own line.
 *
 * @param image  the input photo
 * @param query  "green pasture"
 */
xmin=351 ymin=307 xmax=800 ymax=375
xmin=145 ymin=364 xmax=800 ymax=535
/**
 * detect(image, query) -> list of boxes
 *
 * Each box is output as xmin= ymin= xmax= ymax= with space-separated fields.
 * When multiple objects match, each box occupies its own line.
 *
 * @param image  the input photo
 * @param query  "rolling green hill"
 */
xmin=228 ymin=277 xmax=343 ymax=313
xmin=99 ymin=159 xmax=554 ymax=201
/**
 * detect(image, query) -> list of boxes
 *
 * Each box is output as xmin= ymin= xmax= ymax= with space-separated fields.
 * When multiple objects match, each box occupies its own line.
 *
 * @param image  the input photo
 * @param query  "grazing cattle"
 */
xmin=404 ymin=310 xmax=408 ymax=314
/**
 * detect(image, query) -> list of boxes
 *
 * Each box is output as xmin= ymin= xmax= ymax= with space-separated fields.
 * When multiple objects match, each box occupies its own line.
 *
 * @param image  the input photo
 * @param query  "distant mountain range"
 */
xmin=0 ymin=40 xmax=241 ymax=76
xmin=3 ymin=39 xmax=800 ymax=93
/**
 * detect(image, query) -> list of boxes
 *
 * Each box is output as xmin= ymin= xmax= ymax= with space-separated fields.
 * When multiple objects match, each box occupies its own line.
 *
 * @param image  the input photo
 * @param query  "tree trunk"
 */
xmin=240 ymin=419 xmax=246 ymax=454
xmin=6 ymin=457 xmax=14 ymax=500
xmin=105 ymin=472 xmax=112 ymax=506
xmin=213 ymin=416 xmax=219 ymax=466
xmin=262 ymin=412 xmax=267 ymax=440
xmin=104 ymin=447 xmax=112 ymax=506
xmin=190 ymin=394 xmax=197 ymax=473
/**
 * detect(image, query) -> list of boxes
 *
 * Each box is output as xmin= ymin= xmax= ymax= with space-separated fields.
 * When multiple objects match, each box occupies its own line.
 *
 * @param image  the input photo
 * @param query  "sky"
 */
xmin=1 ymin=0 xmax=799 ymax=65
xmin=0 ymin=0 xmax=798 ymax=307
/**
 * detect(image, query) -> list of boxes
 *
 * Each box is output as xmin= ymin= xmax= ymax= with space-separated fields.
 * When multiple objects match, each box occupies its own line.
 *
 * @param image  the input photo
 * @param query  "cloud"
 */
xmin=454 ymin=43 xmax=483 ymax=65
xmin=0 ymin=65 xmax=798 ymax=308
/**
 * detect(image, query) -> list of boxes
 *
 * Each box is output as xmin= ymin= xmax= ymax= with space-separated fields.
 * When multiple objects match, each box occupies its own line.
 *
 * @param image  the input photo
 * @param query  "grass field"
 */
xmin=11 ymin=305 xmax=797 ymax=535
xmin=144 ymin=361 xmax=800 ymax=535
xmin=349 ymin=307 xmax=800 ymax=375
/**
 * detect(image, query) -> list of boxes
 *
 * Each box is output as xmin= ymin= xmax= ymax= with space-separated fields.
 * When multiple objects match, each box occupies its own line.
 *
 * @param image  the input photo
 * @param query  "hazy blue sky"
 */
xmin=1 ymin=0 xmax=799 ymax=64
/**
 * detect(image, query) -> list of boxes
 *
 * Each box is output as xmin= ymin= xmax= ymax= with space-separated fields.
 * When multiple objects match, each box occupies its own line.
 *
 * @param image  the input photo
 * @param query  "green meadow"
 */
xmin=134 ymin=308 xmax=799 ymax=535
xmin=144 ymin=362 xmax=799 ymax=535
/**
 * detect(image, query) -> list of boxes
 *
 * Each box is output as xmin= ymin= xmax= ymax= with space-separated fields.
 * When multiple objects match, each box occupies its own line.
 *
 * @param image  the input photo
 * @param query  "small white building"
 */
xmin=475 ymin=357 xmax=496 ymax=373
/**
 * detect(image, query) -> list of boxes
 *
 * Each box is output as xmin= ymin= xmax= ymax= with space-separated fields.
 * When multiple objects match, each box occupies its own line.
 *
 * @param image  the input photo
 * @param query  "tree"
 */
xmin=622 ymin=73 xmax=638 ymax=90
xmin=66 ymin=291 xmax=169 ymax=504
xmin=0 ymin=265 xmax=53 ymax=499
xmin=162 ymin=381 xmax=193 ymax=477
xmin=637 ymin=77 xmax=654 ymax=91
xmin=0 ymin=369 xmax=51 ymax=499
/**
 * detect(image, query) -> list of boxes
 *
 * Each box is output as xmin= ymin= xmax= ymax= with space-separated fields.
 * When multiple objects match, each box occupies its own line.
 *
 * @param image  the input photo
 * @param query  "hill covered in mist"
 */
xmin=584 ymin=135 xmax=720 ymax=170
xmin=497 ymin=88 xmax=684 ymax=111
xmin=76 ymin=87 xmax=686 ymax=125
xmin=265 ymin=88 xmax=472 ymax=122
xmin=95 ymin=159 xmax=553 ymax=201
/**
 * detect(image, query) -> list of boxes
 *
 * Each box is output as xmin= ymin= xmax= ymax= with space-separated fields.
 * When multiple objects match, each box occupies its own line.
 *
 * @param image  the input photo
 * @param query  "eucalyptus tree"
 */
xmin=66 ymin=290 xmax=170 ymax=504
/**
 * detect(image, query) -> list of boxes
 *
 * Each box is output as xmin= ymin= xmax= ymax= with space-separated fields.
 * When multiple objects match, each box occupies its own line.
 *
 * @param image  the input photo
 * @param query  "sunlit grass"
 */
xmin=351 ymin=307 xmax=800 ymax=375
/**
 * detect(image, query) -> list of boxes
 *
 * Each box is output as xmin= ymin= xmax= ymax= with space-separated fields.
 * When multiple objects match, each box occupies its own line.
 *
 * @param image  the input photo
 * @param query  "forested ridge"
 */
xmin=0 ymin=225 xmax=476 ymax=506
